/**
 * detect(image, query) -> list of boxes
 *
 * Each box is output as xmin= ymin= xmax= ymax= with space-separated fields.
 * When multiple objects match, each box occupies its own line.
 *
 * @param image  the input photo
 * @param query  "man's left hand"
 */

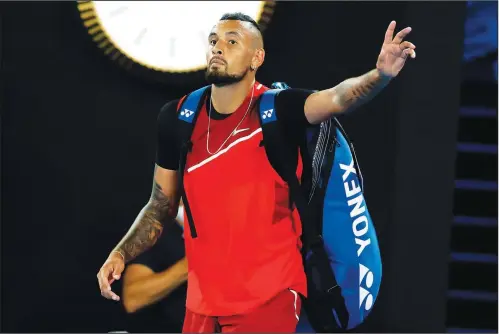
xmin=376 ymin=21 xmax=416 ymax=79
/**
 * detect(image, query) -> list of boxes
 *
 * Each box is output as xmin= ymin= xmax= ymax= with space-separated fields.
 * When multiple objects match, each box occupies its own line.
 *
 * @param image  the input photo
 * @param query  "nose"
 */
xmin=212 ymin=41 xmax=223 ymax=55
xmin=212 ymin=47 xmax=223 ymax=55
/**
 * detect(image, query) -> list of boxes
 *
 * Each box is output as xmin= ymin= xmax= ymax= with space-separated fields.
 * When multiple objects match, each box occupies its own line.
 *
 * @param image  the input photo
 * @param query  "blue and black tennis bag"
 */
xmin=176 ymin=82 xmax=382 ymax=332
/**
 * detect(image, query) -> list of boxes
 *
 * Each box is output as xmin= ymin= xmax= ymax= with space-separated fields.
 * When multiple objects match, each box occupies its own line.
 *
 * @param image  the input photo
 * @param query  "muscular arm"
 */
xmin=304 ymin=68 xmax=391 ymax=124
xmin=113 ymin=166 xmax=180 ymax=263
xmin=122 ymin=257 xmax=188 ymax=313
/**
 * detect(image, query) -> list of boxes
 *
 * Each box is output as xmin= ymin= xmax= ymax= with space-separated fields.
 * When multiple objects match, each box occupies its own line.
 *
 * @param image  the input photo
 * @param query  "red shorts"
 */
xmin=182 ymin=289 xmax=302 ymax=333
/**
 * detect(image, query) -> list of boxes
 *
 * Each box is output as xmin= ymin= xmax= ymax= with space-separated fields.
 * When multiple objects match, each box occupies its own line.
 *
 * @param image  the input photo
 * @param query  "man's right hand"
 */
xmin=96 ymin=165 xmax=180 ymax=301
xmin=97 ymin=251 xmax=125 ymax=301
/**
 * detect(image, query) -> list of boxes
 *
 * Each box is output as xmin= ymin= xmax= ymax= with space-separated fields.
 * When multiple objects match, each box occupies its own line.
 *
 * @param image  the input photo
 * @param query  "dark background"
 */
xmin=1 ymin=1 xmax=496 ymax=333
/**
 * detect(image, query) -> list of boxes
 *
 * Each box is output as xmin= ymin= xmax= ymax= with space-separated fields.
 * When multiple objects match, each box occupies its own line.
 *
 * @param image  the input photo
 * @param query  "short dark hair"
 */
xmin=220 ymin=12 xmax=262 ymax=34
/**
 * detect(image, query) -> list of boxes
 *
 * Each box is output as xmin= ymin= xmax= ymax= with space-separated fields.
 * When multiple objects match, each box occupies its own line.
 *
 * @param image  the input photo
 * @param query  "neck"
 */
xmin=211 ymin=77 xmax=255 ymax=115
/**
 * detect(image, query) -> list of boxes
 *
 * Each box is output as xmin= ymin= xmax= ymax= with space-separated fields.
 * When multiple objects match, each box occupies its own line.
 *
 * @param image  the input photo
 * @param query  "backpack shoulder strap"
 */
xmin=258 ymin=89 xmax=320 ymax=250
xmin=177 ymin=86 xmax=209 ymax=123
xmin=176 ymin=85 xmax=210 ymax=153
xmin=258 ymin=89 xmax=291 ymax=181
xmin=176 ymin=85 xmax=209 ymax=239
xmin=176 ymin=85 xmax=209 ymax=153
xmin=259 ymin=89 xmax=280 ymax=124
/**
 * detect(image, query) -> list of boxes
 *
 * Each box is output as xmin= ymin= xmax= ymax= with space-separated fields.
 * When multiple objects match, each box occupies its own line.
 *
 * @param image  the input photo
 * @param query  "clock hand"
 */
xmin=109 ymin=5 xmax=128 ymax=18
xmin=134 ymin=28 xmax=148 ymax=46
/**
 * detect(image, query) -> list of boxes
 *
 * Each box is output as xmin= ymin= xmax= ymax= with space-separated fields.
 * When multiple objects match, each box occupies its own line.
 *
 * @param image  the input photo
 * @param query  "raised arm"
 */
xmin=304 ymin=21 xmax=416 ymax=124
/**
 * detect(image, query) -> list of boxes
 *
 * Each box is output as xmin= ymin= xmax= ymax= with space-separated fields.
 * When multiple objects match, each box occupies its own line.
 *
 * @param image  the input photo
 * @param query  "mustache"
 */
xmin=209 ymin=57 xmax=227 ymax=65
xmin=205 ymin=67 xmax=249 ymax=87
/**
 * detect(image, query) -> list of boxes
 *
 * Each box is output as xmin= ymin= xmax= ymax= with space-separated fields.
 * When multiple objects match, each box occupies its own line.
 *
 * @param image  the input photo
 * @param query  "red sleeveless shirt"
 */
xmin=181 ymin=82 xmax=307 ymax=316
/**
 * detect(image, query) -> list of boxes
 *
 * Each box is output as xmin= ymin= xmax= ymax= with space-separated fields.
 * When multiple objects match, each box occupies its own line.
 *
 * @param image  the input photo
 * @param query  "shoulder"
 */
xmin=274 ymin=88 xmax=315 ymax=116
xmin=270 ymin=88 xmax=315 ymax=126
xmin=158 ymin=99 xmax=181 ymax=122
xmin=275 ymin=88 xmax=316 ymax=105
xmin=260 ymin=87 xmax=314 ymax=100
xmin=157 ymin=98 xmax=183 ymax=137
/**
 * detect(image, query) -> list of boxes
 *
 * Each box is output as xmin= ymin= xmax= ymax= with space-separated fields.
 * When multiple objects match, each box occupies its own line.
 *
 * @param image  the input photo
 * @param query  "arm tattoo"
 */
xmin=335 ymin=69 xmax=390 ymax=111
xmin=115 ymin=182 xmax=177 ymax=263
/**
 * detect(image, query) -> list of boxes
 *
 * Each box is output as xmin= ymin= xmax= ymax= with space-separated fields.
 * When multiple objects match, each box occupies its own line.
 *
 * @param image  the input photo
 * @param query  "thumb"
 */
xmin=112 ymin=264 xmax=123 ymax=280
xmin=403 ymin=48 xmax=415 ymax=59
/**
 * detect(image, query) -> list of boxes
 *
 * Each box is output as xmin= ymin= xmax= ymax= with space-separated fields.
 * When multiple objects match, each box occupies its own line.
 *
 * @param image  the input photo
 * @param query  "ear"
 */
xmin=251 ymin=49 xmax=265 ymax=71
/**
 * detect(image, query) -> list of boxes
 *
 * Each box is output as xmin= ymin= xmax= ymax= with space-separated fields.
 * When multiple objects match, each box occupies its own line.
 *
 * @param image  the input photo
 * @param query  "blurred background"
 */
xmin=1 ymin=1 xmax=497 ymax=333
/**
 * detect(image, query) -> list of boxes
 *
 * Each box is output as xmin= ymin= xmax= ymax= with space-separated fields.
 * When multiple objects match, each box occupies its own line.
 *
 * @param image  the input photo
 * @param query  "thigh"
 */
xmin=182 ymin=308 xmax=217 ymax=333
xmin=219 ymin=289 xmax=301 ymax=333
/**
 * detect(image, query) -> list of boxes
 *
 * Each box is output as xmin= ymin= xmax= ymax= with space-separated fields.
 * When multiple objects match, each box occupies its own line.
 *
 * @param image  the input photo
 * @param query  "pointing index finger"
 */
xmin=393 ymin=27 xmax=412 ymax=44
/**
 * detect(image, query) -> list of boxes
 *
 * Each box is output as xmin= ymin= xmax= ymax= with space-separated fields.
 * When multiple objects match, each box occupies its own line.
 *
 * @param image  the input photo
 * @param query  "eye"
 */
xmin=209 ymin=40 xmax=217 ymax=46
xmin=228 ymin=40 xmax=237 ymax=45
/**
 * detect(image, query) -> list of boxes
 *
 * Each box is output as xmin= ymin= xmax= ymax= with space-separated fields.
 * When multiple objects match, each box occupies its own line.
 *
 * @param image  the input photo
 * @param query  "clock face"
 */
xmin=78 ymin=1 xmax=274 ymax=75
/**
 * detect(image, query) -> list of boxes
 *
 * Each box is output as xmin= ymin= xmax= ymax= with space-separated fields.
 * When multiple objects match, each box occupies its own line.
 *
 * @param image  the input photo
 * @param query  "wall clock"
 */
xmin=77 ymin=1 xmax=276 ymax=86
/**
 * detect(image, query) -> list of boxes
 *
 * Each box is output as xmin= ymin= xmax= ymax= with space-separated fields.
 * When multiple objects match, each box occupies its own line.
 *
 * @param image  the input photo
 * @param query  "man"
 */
xmin=121 ymin=208 xmax=187 ymax=332
xmin=97 ymin=12 xmax=416 ymax=333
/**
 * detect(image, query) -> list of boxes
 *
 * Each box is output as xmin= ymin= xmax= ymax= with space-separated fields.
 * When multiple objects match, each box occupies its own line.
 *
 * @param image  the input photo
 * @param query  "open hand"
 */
xmin=376 ymin=21 xmax=416 ymax=78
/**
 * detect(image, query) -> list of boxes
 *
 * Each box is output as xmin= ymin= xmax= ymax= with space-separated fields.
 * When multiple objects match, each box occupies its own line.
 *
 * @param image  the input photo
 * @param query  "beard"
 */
xmin=205 ymin=67 xmax=249 ymax=87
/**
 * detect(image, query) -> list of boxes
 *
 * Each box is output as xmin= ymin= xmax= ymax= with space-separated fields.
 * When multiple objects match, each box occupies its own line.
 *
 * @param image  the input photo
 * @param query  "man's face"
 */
xmin=205 ymin=20 xmax=260 ymax=86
